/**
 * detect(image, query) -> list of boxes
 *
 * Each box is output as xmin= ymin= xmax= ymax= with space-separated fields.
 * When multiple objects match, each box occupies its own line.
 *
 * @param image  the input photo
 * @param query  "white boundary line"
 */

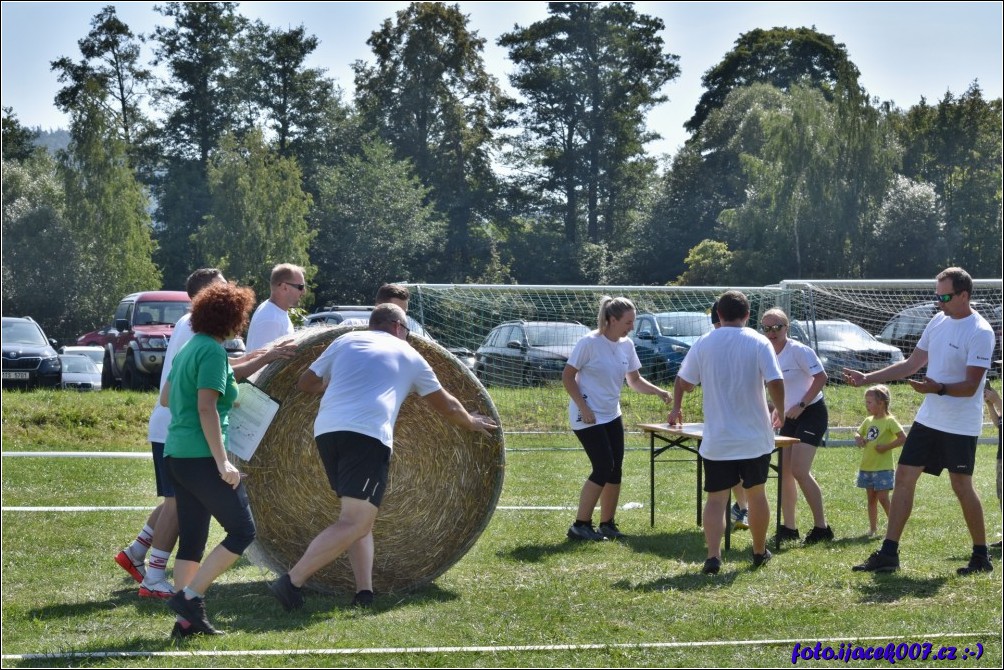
xmin=1 ymin=632 xmax=994 ymax=662
xmin=2 ymin=451 xmax=151 ymax=458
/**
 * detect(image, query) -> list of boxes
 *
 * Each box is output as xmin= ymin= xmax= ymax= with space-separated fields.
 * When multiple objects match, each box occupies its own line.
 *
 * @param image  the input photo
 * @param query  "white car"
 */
xmin=59 ymin=354 xmax=102 ymax=391
xmin=61 ymin=345 xmax=105 ymax=374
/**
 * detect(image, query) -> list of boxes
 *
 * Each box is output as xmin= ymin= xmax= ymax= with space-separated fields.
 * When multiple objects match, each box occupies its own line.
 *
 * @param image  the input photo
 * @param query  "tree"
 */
xmin=2 ymin=107 xmax=39 ymax=162
xmin=353 ymin=2 xmax=508 ymax=279
xmin=500 ymin=2 xmax=679 ymax=246
xmin=310 ymin=138 xmax=445 ymax=305
xmin=675 ymin=239 xmax=738 ymax=286
xmin=50 ymin=5 xmax=153 ymax=154
xmin=193 ymin=129 xmax=314 ymax=298
xmin=867 ymin=175 xmax=946 ymax=277
xmin=686 ymin=26 xmax=860 ymax=133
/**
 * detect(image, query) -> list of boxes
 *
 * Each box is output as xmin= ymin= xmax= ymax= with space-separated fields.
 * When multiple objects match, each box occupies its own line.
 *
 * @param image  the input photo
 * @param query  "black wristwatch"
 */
xmin=798 ymin=401 xmax=806 ymax=408
xmin=937 ymin=383 xmax=947 ymax=396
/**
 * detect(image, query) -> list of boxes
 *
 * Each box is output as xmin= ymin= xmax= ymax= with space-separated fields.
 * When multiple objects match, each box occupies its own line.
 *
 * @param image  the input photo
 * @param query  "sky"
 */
xmin=2 ymin=1 xmax=1002 ymax=160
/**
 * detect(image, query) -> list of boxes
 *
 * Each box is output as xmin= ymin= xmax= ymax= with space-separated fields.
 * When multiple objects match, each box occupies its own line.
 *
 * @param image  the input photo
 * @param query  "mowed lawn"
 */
xmin=2 ymin=389 xmax=1001 ymax=668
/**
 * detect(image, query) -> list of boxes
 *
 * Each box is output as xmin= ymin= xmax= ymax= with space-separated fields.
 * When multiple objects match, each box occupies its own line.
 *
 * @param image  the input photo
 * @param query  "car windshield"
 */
xmin=656 ymin=314 xmax=712 ymax=337
xmin=65 ymin=348 xmax=104 ymax=365
xmin=807 ymin=322 xmax=878 ymax=344
xmin=135 ymin=301 xmax=190 ymax=325
xmin=2 ymin=321 xmax=47 ymax=345
xmin=525 ymin=324 xmax=589 ymax=347
xmin=60 ymin=356 xmax=98 ymax=373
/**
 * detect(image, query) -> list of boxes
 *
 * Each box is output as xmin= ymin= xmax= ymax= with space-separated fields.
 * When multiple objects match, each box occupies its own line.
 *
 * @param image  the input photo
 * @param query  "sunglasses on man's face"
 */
xmin=284 ymin=282 xmax=306 ymax=292
xmin=935 ymin=292 xmax=958 ymax=303
xmin=761 ymin=324 xmax=786 ymax=333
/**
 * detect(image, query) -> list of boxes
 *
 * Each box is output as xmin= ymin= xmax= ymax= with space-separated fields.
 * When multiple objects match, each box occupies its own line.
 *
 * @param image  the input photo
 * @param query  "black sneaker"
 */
xmin=772 ymin=526 xmax=801 ymax=544
xmin=752 ymin=548 xmax=772 ymax=568
xmin=804 ymin=525 xmax=835 ymax=545
xmin=170 ymin=621 xmax=195 ymax=639
xmin=567 ymin=523 xmax=607 ymax=541
xmin=598 ymin=521 xmax=626 ymax=539
xmin=351 ymin=589 xmax=375 ymax=608
xmin=702 ymin=557 xmax=721 ymax=575
xmin=852 ymin=551 xmax=899 ymax=573
xmin=269 ymin=573 xmax=305 ymax=611
xmin=167 ymin=592 xmax=223 ymax=635
xmin=956 ymin=554 xmax=993 ymax=575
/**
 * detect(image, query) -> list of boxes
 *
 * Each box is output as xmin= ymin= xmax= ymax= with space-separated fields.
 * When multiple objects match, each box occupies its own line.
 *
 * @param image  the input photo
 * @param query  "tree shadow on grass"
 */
xmin=616 ymin=565 xmax=742 ymax=592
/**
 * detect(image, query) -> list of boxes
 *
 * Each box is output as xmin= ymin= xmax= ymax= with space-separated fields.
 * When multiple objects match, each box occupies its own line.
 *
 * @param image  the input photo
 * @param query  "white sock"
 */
xmin=146 ymin=548 xmax=171 ymax=583
xmin=127 ymin=525 xmax=154 ymax=561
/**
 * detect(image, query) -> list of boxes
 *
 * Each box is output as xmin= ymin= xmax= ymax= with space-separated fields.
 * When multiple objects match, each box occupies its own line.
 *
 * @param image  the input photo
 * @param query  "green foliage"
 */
xmin=867 ymin=175 xmax=947 ymax=277
xmin=1 ymin=107 xmax=40 ymax=162
xmin=310 ymin=138 xmax=445 ymax=305
xmin=194 ymin=129 xmax=315 ymax=299
xmin=675 ymin=239 xmax=737 ymax=286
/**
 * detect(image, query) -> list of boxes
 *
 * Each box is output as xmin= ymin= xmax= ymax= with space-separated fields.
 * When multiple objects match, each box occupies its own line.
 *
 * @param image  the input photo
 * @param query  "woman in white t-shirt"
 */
xmin=562 ymin=297 xmax=671 ymax=541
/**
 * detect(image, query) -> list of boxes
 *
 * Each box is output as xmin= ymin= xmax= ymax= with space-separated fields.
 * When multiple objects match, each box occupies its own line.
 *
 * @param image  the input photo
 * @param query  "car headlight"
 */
xmin=39 ymin=356 xmax=62 ymax=373
xmin=137 ymin=335 xmax=168 ymax=350
xmin=538 ymin=358 xmax=566 ymax=370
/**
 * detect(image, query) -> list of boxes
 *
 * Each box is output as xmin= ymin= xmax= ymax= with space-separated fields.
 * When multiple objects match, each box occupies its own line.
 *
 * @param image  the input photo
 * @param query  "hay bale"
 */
xmin=234 ymin=326 xmax=505 ymax=594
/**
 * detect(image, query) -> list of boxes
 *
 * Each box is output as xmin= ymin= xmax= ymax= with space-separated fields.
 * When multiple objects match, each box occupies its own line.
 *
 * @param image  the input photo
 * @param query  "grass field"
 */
xmin=2 ymin=388 xmax=1002 ymax=667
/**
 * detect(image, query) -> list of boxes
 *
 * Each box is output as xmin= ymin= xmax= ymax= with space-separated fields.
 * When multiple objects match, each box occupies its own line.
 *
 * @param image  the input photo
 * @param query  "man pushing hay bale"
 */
xmin=232 ymin=304 xmax=504 ymax=606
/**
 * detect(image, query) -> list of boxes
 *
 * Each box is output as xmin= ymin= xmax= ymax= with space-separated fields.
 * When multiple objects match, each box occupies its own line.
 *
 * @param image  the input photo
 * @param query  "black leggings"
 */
xmin=573 ymin=416 xmax=625 ymax=486
xmin=166 ymin=456 xmax=256 ymax=562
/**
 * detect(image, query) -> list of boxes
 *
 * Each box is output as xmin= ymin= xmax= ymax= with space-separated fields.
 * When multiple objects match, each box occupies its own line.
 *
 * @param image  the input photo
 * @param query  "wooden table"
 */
xmin=638 ymin=422 xmax=799 ymax=550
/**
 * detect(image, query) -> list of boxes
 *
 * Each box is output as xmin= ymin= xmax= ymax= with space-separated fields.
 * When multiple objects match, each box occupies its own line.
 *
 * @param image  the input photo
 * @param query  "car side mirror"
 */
xmin=506 ymin=339 xmax=525 ymax=350
xmin=637 ymin=331 xmax=654 ymax=340
xmin=115 ymin=318 xmax=130 ymax=331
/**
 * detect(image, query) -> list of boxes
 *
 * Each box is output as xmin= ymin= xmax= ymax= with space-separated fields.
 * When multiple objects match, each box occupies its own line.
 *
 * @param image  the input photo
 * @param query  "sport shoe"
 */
xmin=598 ymin=521 xmax=626 ymax=539
xmin=752 ymin=548 xmax=772 ymax=568
xmin=139 ymin=577 xmax=175 ymax=599
xmin=269 ymin=573 xmax=305 ymax=611
xmin=804 ymin=525 xmax=835 ymax=545
xmin=567 ymin=523 xmax=607 ymax=541
xmin=772 ymin=526 xmax=801 ymax=544
xmin=852 ymin=550 xmax=899 ymax=573
xmin=351 ymin=589 xmax=375 ymax=608
xmin=167 ymin=592 xmax=223 ymax=635
xmin=702 ymin=557 xmax=721 ymax=575
xmin=732 ymin=504 xmax=749 ymax=531
xmin=114 ymin=549 xmax=146 ymax=583
xmin=170 ymin=621 xmax=195 ymax=639
xmin=956 ymin=554 xmax=993 ymax=575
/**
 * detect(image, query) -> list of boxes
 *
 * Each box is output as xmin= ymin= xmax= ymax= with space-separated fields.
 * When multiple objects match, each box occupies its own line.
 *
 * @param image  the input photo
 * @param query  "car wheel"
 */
xmin=123 ymin=357 xmax=153 ymax=391
xmin=101 ymin=352 xmax=117 ymax=390
xmin=522 ymin=367 xmax=542 ymax=387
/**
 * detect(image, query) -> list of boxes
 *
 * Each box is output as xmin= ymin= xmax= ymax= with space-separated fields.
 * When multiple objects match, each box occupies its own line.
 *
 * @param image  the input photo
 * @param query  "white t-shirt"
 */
xmin=914 ymin=311 xmax=994 ymax=436
xmin=775 ymin=338 xmax=825 ymax=412
xmin=147 ymin=314 xmax=195 ymax=443
xmin=566 ymin=331 xmax=641 ymax=431
xmin=246 ymin=300 xmax=293 ymax=351
xmin=677 ymin=326 xmax=783 ymax=460
xmin=310 ymin=330 xmax=441 ymax=449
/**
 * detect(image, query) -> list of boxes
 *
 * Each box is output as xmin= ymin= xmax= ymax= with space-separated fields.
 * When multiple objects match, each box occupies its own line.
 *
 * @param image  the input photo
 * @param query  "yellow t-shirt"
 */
xmin=858 ymin=414 xmax=904 ymax=472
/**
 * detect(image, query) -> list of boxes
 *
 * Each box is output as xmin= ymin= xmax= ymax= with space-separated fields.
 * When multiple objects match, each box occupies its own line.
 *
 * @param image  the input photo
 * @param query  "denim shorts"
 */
xmin=856 ymin=469 xmax=894 ymax=491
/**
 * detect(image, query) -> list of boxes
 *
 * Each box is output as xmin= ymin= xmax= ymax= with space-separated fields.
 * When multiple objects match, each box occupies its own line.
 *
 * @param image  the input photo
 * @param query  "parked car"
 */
xmin=474 ymin=320 xmax=590 ymax=387
xmin=59 ymin=354 xmax=102 ymax=391
xmin=630 ymin=311 xmax=713 ymax=382
xmin=2 ymin=316 xmax=62 ymax=390
xmin=790 ymin=319 xmax=905 ymax=380
xmin=876 ymin=300 xmax=1002 ymax=362
xmin=60 ymin=345 xmax=105 ymax=374
xmin=305 ymin=307 xmax=476 ymax=370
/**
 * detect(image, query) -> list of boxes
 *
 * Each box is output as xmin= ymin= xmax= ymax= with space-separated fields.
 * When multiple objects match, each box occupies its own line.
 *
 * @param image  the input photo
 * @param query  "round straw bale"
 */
xmin=234 ymin=325 xmax=505 ymax=594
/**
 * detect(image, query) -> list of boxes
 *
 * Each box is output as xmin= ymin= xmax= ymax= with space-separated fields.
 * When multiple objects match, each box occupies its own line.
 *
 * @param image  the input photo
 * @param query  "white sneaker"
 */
xmin=138 ymin=577 xmax=175 ymax=599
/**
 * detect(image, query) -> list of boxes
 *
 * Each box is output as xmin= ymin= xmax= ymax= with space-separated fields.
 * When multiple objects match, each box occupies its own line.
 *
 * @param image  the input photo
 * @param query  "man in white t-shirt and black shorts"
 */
xmin=668 ymin=291 xmax=785 ymax=574
xmin=269 ymin=304 xmax=497 ymax=609
xmin=845 ymin=267 xmax=995 ymax=575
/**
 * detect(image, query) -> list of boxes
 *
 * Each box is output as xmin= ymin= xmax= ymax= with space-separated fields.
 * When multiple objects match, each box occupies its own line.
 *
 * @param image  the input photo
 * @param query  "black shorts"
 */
xmin=151 ymin=442 xmax=175 ymax=498
xmin=779 ymin=399 xmax=828 ymax=446
xmin=316 ymin=431 xmax=392 ymax=507
xmin=703 ymin=453 xmax=771 ymax=493
xmin=898 ymin=422 xmax=977 ymax=476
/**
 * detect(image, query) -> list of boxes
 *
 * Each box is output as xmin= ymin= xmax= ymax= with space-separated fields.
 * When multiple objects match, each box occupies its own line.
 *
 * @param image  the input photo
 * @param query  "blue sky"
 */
xmin=2 ymin=1 xmax=1001 ymax=159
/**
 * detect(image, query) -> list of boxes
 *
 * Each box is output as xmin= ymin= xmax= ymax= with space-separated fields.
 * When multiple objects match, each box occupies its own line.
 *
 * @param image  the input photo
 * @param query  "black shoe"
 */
xmin=702 ymin=557 xmax=721 ymax=575
xmin=167 ymin=592 xmax=223 ymax=635
xmin=804 ymin=525 xmax=835 ymax=545
xmin=956 ymin=554 xmax=993 ymax=575
xmin=567 ymin=523 xmax=607 ymax=541
xmin=351 ymin=589 xmax=375 ymax=608
xmin=852 ymin=551 xmax=899 ymax=573
xmin=772 ymin=526 xmax=800 ymax=544
xmin=990 ymin=539 xmax=1002 ymax=549
xmin=170 ymin=621 xmax=195 ymax=639
xmin=269 ymin=573 xmax=305 ymax=611
xmin=752 ymin=548 xmax=772 ymax=568
xmin=598 ymin=521 xmax=626 ymax=539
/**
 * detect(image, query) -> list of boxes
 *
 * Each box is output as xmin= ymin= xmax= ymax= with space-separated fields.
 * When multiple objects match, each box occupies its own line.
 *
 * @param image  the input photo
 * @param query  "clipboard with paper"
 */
xmin=226 ymin=382 xmax=280 ymax=461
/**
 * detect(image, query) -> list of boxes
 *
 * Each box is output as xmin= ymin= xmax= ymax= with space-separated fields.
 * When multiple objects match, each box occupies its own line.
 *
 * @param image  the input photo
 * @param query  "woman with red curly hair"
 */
xmin=160 ymin=282 xmax=256 ymax=636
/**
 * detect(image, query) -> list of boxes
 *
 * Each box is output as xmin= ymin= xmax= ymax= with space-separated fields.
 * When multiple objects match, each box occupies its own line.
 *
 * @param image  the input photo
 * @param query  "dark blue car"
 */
xmin=630 ymin=312 xmax=712 ymax=382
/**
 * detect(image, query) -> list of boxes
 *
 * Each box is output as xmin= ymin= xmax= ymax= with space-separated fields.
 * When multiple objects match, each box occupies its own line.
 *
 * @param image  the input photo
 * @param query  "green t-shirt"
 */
xmin=164 ymin=333 xmax=238 ymax=459
xmin=857 ymin=414 xmax=905 ymax=472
